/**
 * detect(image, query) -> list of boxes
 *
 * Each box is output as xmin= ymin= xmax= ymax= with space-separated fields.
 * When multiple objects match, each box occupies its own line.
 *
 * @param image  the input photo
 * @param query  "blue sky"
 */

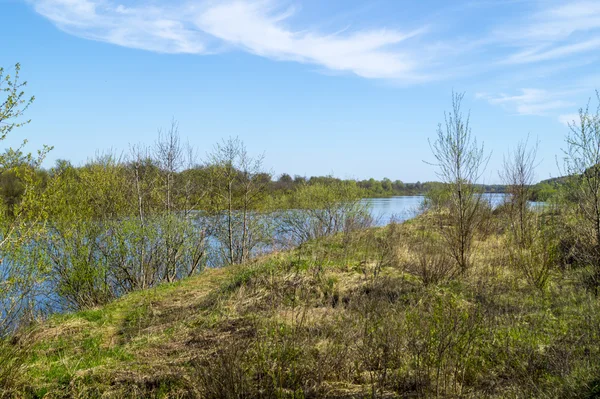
xmin=1 ymin=0 xmax=600 ymax=183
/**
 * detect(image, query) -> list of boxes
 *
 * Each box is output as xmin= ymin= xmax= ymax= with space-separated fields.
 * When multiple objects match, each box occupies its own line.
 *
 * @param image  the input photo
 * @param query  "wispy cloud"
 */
xmin=28 ymin=0 xmax=600 ymax=95
xmin=473 ymin=2 xmax=600 ymax=119
xmin=496 ymin=1 xmax=600 ymax=64
xmin=196 ymin=1 xmax=425 ymax=79
xmin=32 ymin=0 xmax=210 ymax=53
xmin=476 ymin=89 xmax=575 ymax=116
xmin=514 ymin=1 xmax=600 ymax=41
xmin=558 ymin=113 xmax=580 ymax=126
xmin=30 ymin=0 xmax=427 ymax=81
xmin=505 ymin=38 xmax=600 ymax=65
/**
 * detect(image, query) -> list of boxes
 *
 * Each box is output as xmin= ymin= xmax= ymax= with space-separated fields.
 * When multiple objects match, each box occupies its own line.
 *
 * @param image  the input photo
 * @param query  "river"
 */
xmin=363 ymin=193 xmax=511 ymax=226
xmin=1 ymin=192 xmax=537 ymax=329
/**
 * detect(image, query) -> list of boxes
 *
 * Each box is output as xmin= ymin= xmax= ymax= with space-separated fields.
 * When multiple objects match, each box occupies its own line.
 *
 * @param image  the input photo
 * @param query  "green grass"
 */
xmin=2 ymin=215 xmax=600 ymax=398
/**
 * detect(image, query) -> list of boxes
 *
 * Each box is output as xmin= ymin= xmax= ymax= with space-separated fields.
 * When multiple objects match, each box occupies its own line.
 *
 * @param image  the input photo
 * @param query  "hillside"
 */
xmin=3 ymin=214 xmax=600 ymax=399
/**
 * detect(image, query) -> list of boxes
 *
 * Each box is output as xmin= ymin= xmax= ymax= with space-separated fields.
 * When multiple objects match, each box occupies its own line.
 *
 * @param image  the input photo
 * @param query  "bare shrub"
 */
xmin=428 ymin=92 xmax=491 ymax=273
xmin=343 ymin=218 xmax=402 ymax=280
xmin=507 ymin=221 xmax=558 ymax=291
xmin=277 ymin=181 xmax=372 ymax=246
xmin=405 ymin=229 xmax=458 ymax=286
xmin=194 ymin=340 xmax=255 ymax=399
xmin=353 ymin=298 xmax=405 ymax=398
xmin=405 ymin=291 xmax=483 ymax=397
xmin=378 ymin=218 xmax=403 ymax=269
xmin=560 ymin=91 xmax=600 ymax=292
xmin=194 ymin=279 xmax=354 ymax=399
xmin=500 ymin=135 xmax=539 ymax=249
xmin=206 ymin=137 xmax=272 ymax=265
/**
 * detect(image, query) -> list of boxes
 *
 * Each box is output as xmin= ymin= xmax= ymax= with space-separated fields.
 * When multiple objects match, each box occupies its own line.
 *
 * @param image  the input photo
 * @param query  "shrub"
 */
xmin=405 ymin=229 xmax=458 ymax=286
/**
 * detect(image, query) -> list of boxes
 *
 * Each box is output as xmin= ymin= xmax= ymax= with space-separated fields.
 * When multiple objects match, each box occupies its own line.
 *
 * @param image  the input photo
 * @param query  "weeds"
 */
xmin=0 ymin=333 xmax=30 ymax=398
xmin=405 ymin=227 xmax=458 ymax=286
xmin=2 ymin=213 xmax=600 ymax=398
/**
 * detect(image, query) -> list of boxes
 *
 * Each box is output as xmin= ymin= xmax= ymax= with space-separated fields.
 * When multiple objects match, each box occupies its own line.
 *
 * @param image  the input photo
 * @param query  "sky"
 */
xmin=1 ymin=0 xmax=600 ymax=183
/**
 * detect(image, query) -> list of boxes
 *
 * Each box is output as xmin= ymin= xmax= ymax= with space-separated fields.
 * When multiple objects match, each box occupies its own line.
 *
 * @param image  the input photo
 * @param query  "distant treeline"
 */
xmin=272 ymin=174 xmax=509 ymax=197
xmin=0 ymin=161 xmax=515 ymax=210
xmin=3 ymin=64 xmax=600 ymax=399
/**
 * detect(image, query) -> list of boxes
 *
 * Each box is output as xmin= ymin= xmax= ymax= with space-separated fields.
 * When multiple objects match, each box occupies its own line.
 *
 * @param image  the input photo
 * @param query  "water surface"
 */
xmin=363 ymin=196 xmax=424 ymax=225
xmin=364 ymin=193 xmax=513 ymax=226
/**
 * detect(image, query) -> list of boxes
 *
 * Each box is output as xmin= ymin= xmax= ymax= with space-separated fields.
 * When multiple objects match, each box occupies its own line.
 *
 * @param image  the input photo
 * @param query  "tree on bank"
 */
xmin=206 ymin=137 xmax=271 ymax=265
xmin=0 ymin=64 xmax=51 ymax=333
xmin=500 ymin=135 xmax=539 ymax=248
xmin=561 ymin=91 xmax=600 ymax=291
xmin=501 ymin=136 xmax=556 ymax=291
xmin=428 ymin=92 xmax=490 ymax=273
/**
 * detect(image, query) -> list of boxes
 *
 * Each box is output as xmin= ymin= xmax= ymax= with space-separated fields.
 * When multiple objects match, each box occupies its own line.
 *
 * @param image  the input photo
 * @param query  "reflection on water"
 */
xmin=363 ymin=196 xmax=424 ymax=225
xmin=1 ymin=192 xmax=545 ymax=329
xmin=364 ymin=193 xmax=515 ymax=226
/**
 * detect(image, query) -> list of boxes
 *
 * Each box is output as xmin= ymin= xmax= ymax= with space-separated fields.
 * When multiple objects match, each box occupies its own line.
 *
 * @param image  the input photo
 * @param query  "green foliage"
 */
xmin=275 ymin=181 xmax=373 ymax=245
xmin=0 ymin=63 xmax=33 ymax=140
xmin=507 ymin=219 xmax=558 ymax=291
xmin=0 ymin=334 xmax=31 ymax=397
xmin=0 ymin=212 xmax=598 ymax=398
xmin=558 ymin=92 xmax=600 ymax=292
xmin=428 ymin=92 xmax=490 ymax=273
xmin=206 ymin=137 xmax=273 ymax=265
xmin=423 ymin=181 xmax=450 ymax=210
xmin=531 ymin=181 xmax=558 ymax=202
xmin=0 ymin=64 xmax=51 ymax=336
xmin=2 ymin=68 xmax=600 ymax=399
xmin=40 ymin=153 xmax=208 ymax=310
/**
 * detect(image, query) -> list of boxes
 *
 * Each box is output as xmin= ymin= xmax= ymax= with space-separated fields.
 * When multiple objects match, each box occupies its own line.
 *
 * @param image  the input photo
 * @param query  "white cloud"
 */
xmin=495 ymin=1 xmax=600 ymax=65
xmin=491 ymin=1 xmax=600 ymax=43
xmin=505 ymin=37 xmax=600 ymax=65
xmin=196 ymin=1 xmax=424 ymax=79
xmin=32 ymin=0 xmax=210 ymax=53
xmin=27 ymin=0 xmax=600 ymax=89
xmin=558 ymin=113 xmax=580 ymax=126
xmin=30 ymin=0 xmax=426 ymax=81
xmin=477 ymin=89 xmax=575 ymax=116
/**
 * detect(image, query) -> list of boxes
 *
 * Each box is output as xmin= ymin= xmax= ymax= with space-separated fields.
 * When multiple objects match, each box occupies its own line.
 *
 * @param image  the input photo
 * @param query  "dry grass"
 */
xmin=2 ymin=212 xmax=600 ymax=398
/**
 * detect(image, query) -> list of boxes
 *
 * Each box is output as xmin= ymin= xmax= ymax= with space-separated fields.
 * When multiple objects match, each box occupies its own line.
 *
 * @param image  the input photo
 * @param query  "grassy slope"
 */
xmin=8 ymin=215 xmax=600 ymax=398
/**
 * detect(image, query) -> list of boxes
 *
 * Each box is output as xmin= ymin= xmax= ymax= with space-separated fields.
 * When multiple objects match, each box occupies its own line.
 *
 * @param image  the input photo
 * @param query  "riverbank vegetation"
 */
xmin=0 ymin=151 xmax=506 ymax=211
xmin=4 ymin=208 xmax=600 ymax=398
xmin=2 ymin=64 xmax=600 ymax=398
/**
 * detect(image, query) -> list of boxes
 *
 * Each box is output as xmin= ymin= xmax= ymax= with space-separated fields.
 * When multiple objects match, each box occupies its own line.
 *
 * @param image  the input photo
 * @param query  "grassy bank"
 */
xmin=2 ymin=212 xmax=600 ymax=399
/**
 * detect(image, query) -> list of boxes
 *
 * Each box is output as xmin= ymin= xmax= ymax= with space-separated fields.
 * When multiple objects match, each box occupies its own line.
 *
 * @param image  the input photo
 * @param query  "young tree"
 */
xmin=428 ymin=92 xmax=490 ymax=273
xmin=1 ymin=63 xmax=33 ymax=141
xmin=0 ymin=64 xmax=50 ymax=333
xmin=207 ymin=137 xmax=270 ymax=265
xmin=500 ymin=135 xmax=539 ymax=248
xmin=561 ymin=91 xmax=600 ymax=290
xmin=153 ymin=121 xmax=204 ymax=281
xmin=501 ymin=137 xmax=556 ymax=291
xmin=44 ymin=137 xmax=207 ymax=309
xmin=154 ymin=119 xmax=184 ymax=214
xmin=42 ymin=154 xmax=129 ymax=309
